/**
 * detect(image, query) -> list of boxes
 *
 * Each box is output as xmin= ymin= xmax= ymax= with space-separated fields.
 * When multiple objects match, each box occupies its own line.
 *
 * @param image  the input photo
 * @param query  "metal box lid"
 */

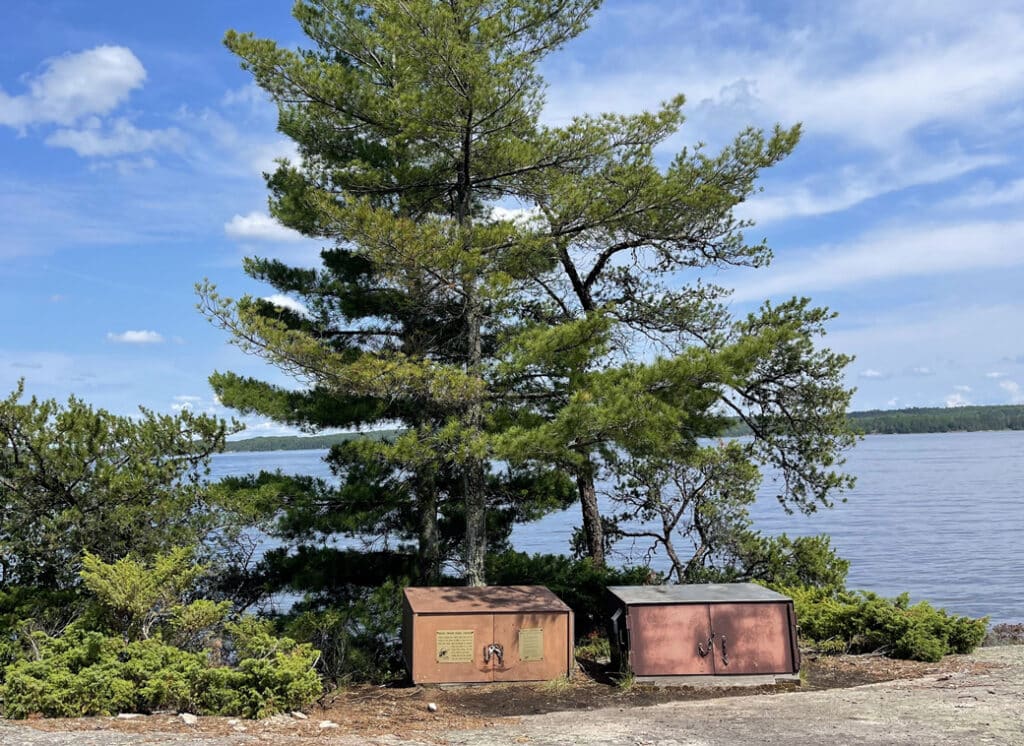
xmin=606 ymin=583 xmax=792 ymax=605
xmin=404 ymin=585 xmax=571 ymax=614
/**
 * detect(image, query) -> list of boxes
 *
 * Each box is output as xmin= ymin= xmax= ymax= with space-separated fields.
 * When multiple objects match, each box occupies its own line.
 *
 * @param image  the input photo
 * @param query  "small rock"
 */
xmin=117 ymin=713 xmax=144 ymax=720
xmin=226 ymin=718 xmax=240 ymax=726
xmin=319 ymin=720 xmax=340 ymax=729
xmin=232 ymin=725 xmax=248 ymax=732
xmin=264 ymin=714 xmax=291 ymax=727
xmin=291 ymin=710 xmax=309 ymax=720
xmin=427 ymin=702 xmax=438 ymax=713
xmin=178 ymin=713 xmax=198 ymax=726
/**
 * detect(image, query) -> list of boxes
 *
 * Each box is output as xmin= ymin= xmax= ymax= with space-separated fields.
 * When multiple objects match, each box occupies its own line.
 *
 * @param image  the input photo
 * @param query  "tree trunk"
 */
xmin=463 ymin=291 xmax=488 ymax=586
xmin=456 ymin=95 xmax=487 ymax=587
xmin=576 ymin=463 xmax=605 ymax=567
xmin=417 ymin=474 xmax=441 ymax=585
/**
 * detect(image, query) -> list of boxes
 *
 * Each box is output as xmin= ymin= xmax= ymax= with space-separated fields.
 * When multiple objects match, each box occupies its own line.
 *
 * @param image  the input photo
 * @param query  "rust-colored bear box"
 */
xmin=607 ymin=583 xmax=800 ymax=684
xmin=403 ymin=585 xmax=574 ymax=684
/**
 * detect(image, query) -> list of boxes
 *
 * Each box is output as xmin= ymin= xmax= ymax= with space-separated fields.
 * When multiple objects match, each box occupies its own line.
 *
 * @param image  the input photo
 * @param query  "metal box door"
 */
xmin=708 ymin=603 xmax=794 ymax=675
xmin=492 ymin=611 xmax=570 ymax=682
xmin=411 ymin=613 xmax=495 ymax=683
xmin=627 ymin=604 xmax=716 ymax=676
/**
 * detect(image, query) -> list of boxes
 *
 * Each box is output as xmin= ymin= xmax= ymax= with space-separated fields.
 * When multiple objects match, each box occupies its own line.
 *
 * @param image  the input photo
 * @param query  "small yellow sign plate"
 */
xmin=519 ymin=628 xmax=544 ymax=662
xmin=435 ymin=630 xmax=475 ymax=664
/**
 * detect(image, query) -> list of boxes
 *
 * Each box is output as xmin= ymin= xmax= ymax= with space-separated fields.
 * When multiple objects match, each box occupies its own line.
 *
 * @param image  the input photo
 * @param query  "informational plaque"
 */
xmin=435 ymin=630 xmax=475 ymax=663
xmin=518 ymin=627 xmax=544 ymax=661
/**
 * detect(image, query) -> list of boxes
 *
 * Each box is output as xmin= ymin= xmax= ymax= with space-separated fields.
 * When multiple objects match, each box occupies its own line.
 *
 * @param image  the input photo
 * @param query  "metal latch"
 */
xmin=483 ymin=642 xmax=504 ymax=666
xmin=697 ymin=630 xmax=715 ymax=658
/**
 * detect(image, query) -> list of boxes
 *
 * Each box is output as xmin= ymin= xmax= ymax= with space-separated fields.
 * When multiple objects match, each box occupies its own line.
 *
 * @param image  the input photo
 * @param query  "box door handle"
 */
xmin=483 ymin=643 xmax=504 ymax=666
xmin=697 ymin=631 xmax=715 ymax=658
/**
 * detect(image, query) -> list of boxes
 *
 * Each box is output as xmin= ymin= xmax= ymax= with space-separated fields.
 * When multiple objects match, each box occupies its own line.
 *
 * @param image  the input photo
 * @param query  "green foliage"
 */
xmin=693 ymin=534 xmax=850 ymax=594
xmin=781 ymin=586 xmax=988 ymax=662
xmin=606 ymin=439 xmax=850 ymax=591
xmin=80 ymin=548 xmax=215 ymax=642
xmin=203 ymin=0 xmax=608 ymax=586
xmin=486 ymin=551 xmax=654 ymax=638
xmin=1 ymin=622 xmax=321 ymax=719
xmin=574 ymin=633 xmax=611 ymax=663
xmin=0 ymin=382 xmax=234 ymax=590
xmin=282 ymin=580 xmax=406 ymax=683
xmin=2 ymin=550 xmax=321 ymax=716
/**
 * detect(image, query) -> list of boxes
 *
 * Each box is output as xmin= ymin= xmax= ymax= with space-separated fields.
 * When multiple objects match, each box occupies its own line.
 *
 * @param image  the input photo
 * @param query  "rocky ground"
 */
xmin=1 ymin=646 xmax=1022 ymax=745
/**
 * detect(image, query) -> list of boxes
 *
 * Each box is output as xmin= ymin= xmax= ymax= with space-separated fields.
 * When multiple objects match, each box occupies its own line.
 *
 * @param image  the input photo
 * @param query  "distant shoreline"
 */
xmin=224 ymin=405 xmax=1024 ymax=452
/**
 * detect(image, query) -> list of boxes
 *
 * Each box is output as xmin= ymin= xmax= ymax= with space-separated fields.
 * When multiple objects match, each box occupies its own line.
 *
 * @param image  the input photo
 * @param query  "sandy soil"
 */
xmin=1 ymin=646 xmax=1021 ymax=745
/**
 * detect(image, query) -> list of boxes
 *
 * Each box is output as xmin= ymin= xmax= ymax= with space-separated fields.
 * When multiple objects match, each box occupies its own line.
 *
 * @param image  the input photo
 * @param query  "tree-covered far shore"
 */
xmin=844 ymin=405 xmax=1024 ymax=434
xmin=225 ymin=404 xmax=1024 ymax=451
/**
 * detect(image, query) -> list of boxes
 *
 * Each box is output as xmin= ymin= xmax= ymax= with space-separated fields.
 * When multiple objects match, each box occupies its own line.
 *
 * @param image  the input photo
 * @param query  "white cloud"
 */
xmin=490 ymin=205 xmax=542 ymax=226
xmin=106 ymin=330 xmax=164 ymax=344
xmin=263 ymin=294 xmax=309 ymax=316
xmin=230 ymin=419 xmax=305 ymax=438
xmin=947 ymin=179 xmax=1024 ymax=210
xmin=732 ymin=219 xmax=1024 ymax=302
xmin=545 ymin=3 xmax=1024 ymax=152
xmin=221 ymin=83 xmax=268 ymax=109
xmin=945 ymin=392 xmax=970 ymax=408
xmin=224 ymin=212 xmax=305 ymax=242
xmin=953 ymin=385 xmax=972 ymax=392
xmin=986 ymin=371 xmax=1007 ymax=378
xmin=175 ymin=105 xmax=298 ymax=177
xmin=999 ymin=379 xmax=1024 ymax=403
xmin=742 ymin=154 xmax=1003 ymax=224
xmin=0 ymin=46 xmax=146 ymax=129
xmin=756 ymin=20 xmax=1024 ymax=148
xmin=859 ymin=368 xmax=885 ymax=379
xmin=46 ymin=117 xmax=183 ymax=157
xmin=910 ymin=367 xmax=933 ymax=376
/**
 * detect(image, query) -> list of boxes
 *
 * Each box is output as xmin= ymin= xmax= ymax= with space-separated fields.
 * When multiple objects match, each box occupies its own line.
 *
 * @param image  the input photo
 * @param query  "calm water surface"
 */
xmin=211 ymin=431 xmax=1024 ymax=623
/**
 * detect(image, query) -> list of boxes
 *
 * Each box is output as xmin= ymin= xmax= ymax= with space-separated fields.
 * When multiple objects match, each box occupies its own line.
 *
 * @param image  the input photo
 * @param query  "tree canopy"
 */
xmin=0 ymin=381 xmax=231 ymax=590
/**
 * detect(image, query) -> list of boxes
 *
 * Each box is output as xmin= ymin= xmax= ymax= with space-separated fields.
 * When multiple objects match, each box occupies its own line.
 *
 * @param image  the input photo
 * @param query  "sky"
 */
xmin=3 ymin=0 xmax=1024 ymax=435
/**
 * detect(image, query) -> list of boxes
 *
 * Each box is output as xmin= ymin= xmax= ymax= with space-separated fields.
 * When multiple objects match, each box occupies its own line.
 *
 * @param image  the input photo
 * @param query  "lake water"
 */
xmin=211 ymin=431 xmax=1024 ymax=623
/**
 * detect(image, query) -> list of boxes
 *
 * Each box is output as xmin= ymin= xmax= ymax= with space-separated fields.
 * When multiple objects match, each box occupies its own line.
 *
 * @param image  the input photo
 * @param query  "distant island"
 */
xmin=722 ymin=404 xmax=1024 ymax=437
xmin=223 ymin=429 xmax=398 ymax=452
xmin=224 ymin=405 xmax=1024 ymax=452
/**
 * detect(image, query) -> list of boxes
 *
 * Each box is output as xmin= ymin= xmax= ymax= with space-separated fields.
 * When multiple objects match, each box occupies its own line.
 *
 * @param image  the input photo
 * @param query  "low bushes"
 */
xmin=1 ymin=621 xmax=321 ymax=718
xmin=780 ymin=585 xmax=988 ymax=662
xmin=0 ymin=549 xmax=323 ymax=719
xmin=282 ymin=580 xmax=407 ymax=684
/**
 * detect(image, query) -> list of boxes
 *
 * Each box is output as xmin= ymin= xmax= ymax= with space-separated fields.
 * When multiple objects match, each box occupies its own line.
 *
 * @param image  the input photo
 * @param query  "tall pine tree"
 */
xmin=200 ymin=0 xmax=600 ymax=586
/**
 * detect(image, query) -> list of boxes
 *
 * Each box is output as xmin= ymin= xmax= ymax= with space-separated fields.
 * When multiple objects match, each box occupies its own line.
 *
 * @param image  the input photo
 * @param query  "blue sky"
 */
xmin=3 ymin=0 xmax=1024 ymax=434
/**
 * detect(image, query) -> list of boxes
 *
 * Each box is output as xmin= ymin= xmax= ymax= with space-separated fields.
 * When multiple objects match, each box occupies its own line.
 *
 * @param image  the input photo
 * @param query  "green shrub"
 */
xmin=780 ymin=585 xmax=988 ymax=662
xmin=0 ymin=621 xmax=321 ymax=718
xmin=574 ymin=632 xmax=611 ymax=662
xmin=283 ymin=581 xmax=405 ymax=684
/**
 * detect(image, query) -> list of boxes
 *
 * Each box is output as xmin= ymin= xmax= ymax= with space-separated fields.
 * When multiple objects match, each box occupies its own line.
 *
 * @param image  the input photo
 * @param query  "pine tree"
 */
xmin=492 ymin=113 xmax=856 ymax=565
xmin=200 ymin=0 xmax=599 ymax=585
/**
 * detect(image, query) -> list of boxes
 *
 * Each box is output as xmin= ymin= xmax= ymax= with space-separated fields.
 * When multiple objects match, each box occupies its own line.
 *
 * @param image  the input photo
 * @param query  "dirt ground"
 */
xmin=2 ymin=646 xmax=1022 ymax=745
